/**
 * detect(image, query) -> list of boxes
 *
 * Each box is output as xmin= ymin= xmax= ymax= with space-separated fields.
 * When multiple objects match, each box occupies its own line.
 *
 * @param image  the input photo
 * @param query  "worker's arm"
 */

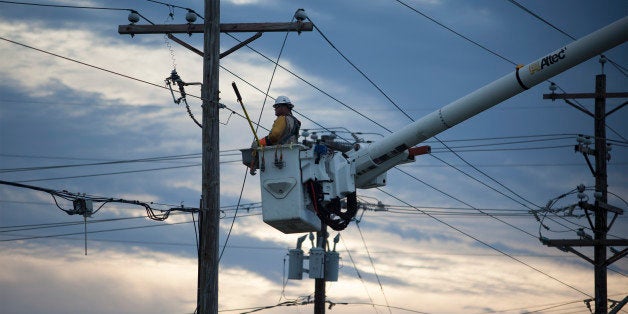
xmin=262 ymin=116 xmax=287 ymax=146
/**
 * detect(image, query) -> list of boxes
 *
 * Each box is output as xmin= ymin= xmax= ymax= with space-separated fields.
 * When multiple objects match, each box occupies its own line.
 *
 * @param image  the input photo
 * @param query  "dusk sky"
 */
xmin=0 ymin=0 xmax=626 ymax=313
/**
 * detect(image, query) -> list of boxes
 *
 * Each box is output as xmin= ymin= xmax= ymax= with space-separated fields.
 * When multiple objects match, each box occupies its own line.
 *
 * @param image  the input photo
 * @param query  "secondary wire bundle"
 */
xmin=0 ymin=179 xmax=197 ymax=221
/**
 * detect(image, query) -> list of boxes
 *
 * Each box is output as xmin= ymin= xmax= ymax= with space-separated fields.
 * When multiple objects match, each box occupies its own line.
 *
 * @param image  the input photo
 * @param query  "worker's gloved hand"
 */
xmin=258 ymin=137 xmax=268 ymax=147
xmin=251 ymin=137 xmax=268 ymax=149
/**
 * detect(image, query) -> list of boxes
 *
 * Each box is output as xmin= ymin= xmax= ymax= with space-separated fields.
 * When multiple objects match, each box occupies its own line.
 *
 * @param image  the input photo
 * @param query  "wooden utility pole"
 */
xmin=593 ymin=73 xmax=608 ymax=314
xmin=314 ymin=225 xmax=327 ymax=314
xmin=119 ymin=6 xmax=312 ymax=314
xmin=542 ymin=58 xmax=627 ymax=314
xmin=198 ymin=1 xmax=220 ymax=314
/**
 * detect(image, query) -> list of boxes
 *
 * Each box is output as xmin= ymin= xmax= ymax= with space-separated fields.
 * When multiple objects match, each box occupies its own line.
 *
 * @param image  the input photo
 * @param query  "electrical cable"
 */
xmin=506 ymin=0 xmax=628 ymax=78
xmin=0 ymin=0 xmax=136 ymax=12
xmin=430 ymin=144 xmax=574 ymax=153
xmin=429 ymin=153 xmax=538 ymax=211
xmin=505 ymin=0 xmax=576 ymax=40
xmin=394 ymin=0 xmax=517 ymax=65
xmin=217 ymin=167 xmax=248 ymax=262
xmin=146 ymin=0 xmax=203 ymax=19
xmin=0 ymin=153 xmax=203 ymax=173
xmin=15 ymin=163 xmax=202 ymax=183
xmin=427 ymin=135 xmax=573 ymax=149
xmin=355 ymin=222 xmax=393 ymax=314
xmin=483 ymin=292 xmax=628 ymax=314
xmin=0 ymin=36 xmax=269 ymax=134
xmin=0 ymin=179 xmax=197 ymax=222
xmin=223 ymin=32 xmax=394 ymax=133
xmin=308 ymin=17 xmax=414 ymax=121
xmin=375 ymin=186 xmax=592 ymax=297
xmin=252 ymin=17 xmax=292 ymax=134
xmin=0 ymin=213 xmax=262 ymax=243
xmin=0 ymin=220 xmax=193 ymax=242
xmin=394 ymin=167 xmax=538 ymax=238
xmin=340 ymin=235 xmax=379 ymax=314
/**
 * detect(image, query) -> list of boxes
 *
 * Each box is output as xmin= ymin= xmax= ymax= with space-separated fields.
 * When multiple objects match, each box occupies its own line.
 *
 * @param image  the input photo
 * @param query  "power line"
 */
xmin=355 ymin=222 xmax=393 ymax=314
xmin=393 ymin=168 xmax=538 ymax=239
xmin=505 ymin=0 xmax=628 ymax=77
xmin=0 ymin=153 xmax=202 ymax=173
xmin=0 ymin=36 xmax=270 ymax=134
xmin=505 ymin=0 xmax=576 ymax=40
xmin=14 ymin=163 xmax=202 ymax=182
xmin=429 ymin=153 xmax=538 ymax=210
xmin=339 ymin=235 xmax=378 ymax=313
xmin=484 ymin=292 xmax=628 ymax=314
xmin=0 ymin=0 xmax=132 ymax=12
xmin=308 ymin=17 xmax=414 ymax=121
xmin=0 ymin=214 xmax=263 ymax=243
xmin=0 ymin=179 xmax=197 ymax=221
xmin=0 ymin=0 xmax=156 ymax=25
xmin=0 ymin=220 xmax=193 ymax=242
xmin=375 ymin=186 xmax=592 ymax=297
xmin=223 ymin=32 xmax=394 ymax=133
xmin=393 ymin=0 xmax=517 ymax=65
xmin=145 ymin=0 xmax=203 ymax=19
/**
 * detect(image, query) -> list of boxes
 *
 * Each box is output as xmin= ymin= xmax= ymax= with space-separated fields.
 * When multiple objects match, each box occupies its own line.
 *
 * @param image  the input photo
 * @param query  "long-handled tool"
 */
xmin=231 ymin=82 xmax=261 ymax=146
xmin=232 ymin=82 xmax=264 ymax=175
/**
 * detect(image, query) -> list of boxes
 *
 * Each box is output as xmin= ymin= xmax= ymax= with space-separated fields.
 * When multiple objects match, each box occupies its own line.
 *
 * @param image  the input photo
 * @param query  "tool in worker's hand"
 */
xmin=232 ymin=82 xmax=261 ymax=175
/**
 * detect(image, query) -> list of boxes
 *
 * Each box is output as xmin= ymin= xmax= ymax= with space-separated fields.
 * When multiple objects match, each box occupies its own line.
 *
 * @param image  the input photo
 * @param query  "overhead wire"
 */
xmin=483 ymin=292 xmax=628 ymax=314
xmin=223 ymin=32 xmax=394 ymax=133
xmin=14 ymin=163 xmax=202 ymax=183
xmin=392 ymin=168 xmax=537 ymax=238
xmin=0 ymin=201 xmax=262 ymax=230
xmin=308 ymin=16 xmax=413 ymax=121
xmin=0 ymin=179 xmax=198 ymax=221
xmin=0 ymin=36 xmax=271 ymax=134
xmin=146 ymin=0 xmax=203 ymax=19
xmin=355 ymin=222 xmax=393 ymax=314
xmin=393 ymin=0 xmax=516 ymax=66
xmin=1 ymin=213 xmax=263 ymax=243
xmin=340 ymin=235 xmax=378 ymax=314
xmin=429 ymin=154 xmax=537 ymax=211
xmin=0 ymin=0 xmax=139 ymax=14
xmin=374 ymin=187 xmax=591 ymax=298
xmin=505 ymin=0 xmax=628 ymax=77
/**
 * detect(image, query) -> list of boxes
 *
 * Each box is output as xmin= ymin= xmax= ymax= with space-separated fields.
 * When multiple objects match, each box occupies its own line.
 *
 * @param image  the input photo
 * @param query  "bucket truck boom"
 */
xmin=241 ymin=16 xmax=627 ymax=234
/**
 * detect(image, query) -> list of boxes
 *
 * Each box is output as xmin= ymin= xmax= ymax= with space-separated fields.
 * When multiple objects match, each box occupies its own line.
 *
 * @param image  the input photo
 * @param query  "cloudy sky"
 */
xmin=0 ymin=0 xmax=627 ymax=313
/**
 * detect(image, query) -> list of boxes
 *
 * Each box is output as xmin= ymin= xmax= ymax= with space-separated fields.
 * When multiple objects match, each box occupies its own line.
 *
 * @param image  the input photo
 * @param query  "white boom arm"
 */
xmin=350 ymin=16 xmax=628 ymax=187
xmin=246 ymin=16 xmax=627 ymax=233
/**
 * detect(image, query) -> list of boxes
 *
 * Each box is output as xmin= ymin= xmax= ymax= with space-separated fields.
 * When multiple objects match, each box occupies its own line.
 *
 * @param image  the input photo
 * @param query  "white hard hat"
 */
xmin=274 ymin=95 xmax=293 ymax=109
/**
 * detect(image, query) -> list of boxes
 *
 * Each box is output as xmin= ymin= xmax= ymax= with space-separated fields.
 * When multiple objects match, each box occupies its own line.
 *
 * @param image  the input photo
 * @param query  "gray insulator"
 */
xmin=186 ymin=11 xmax=197 ymax=23
xmin=128 ymin=12 xmax=140 ymax=24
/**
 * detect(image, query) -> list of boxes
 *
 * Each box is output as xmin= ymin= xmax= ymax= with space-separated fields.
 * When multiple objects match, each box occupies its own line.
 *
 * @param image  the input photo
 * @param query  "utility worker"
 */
xmin=257 ymin=96 xmax=301 ymax=146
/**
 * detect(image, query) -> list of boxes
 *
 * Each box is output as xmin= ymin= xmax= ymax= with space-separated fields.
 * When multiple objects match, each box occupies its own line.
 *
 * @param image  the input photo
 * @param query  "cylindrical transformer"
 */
xmin=308 ymin=247 xmax=325 ymax=279
xmin=288 ymin=249 xmax=304 ymax=280
xmin=325 ymin=251 xmax=339 ymax=282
